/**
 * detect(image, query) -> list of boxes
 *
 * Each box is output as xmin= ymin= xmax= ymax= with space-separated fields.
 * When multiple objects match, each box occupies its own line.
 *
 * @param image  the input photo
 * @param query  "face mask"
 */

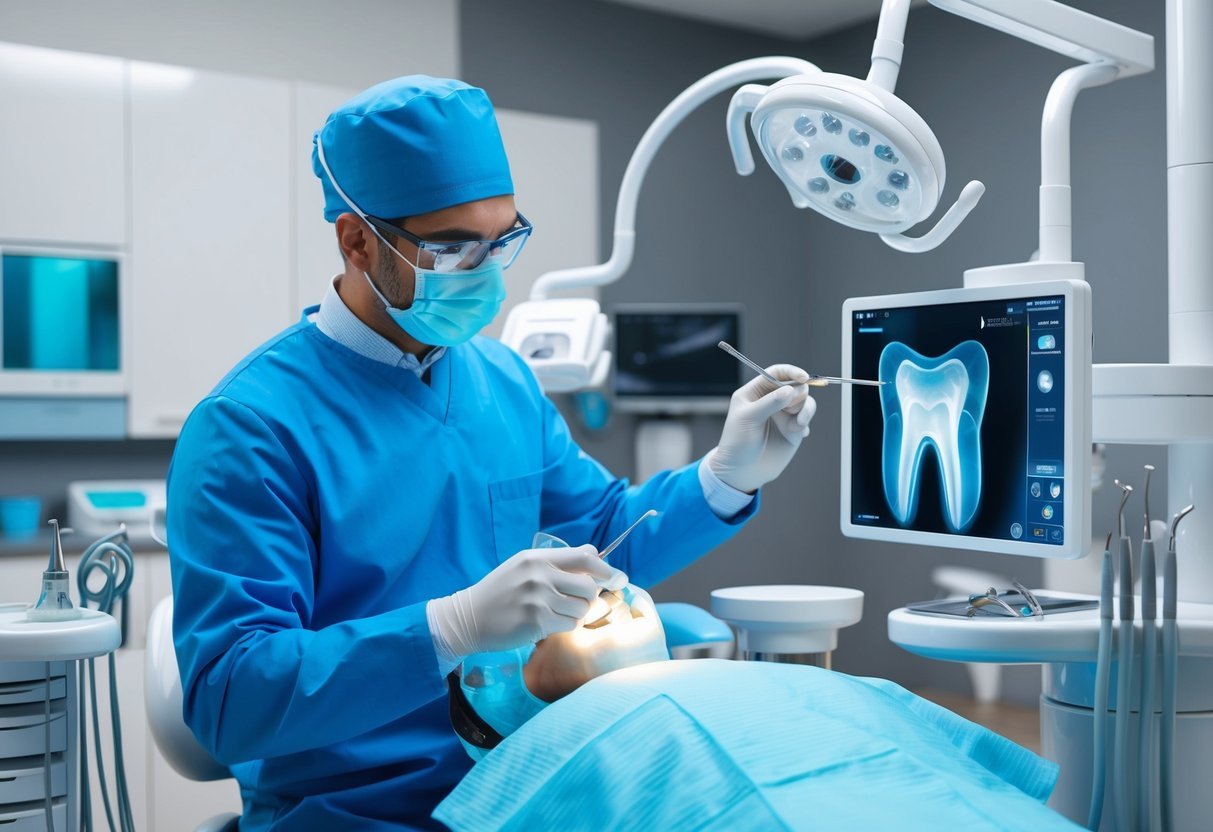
xmin=362 ymin=254 xmax=506 ymax=347
xmin=315 ymin=132 xmax=507 ymax=347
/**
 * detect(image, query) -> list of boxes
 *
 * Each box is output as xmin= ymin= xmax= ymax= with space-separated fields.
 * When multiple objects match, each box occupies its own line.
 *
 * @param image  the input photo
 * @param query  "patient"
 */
xmin=438 ymin=587 xmax=1083 ymax=832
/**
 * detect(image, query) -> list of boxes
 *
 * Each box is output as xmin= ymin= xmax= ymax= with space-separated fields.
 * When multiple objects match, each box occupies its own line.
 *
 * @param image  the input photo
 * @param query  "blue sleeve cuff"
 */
xmin=698 ymin=455 xmax=755 ymax=520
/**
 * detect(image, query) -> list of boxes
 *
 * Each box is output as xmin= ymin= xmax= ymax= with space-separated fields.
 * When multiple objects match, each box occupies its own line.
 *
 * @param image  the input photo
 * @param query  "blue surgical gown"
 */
xmin=166 ymin=314 xmax=756 ymax=830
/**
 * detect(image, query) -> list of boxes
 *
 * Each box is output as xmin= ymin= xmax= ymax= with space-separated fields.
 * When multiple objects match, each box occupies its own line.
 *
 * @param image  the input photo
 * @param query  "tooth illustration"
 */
xmin=878 ymin=341 xmax=990 ymax=532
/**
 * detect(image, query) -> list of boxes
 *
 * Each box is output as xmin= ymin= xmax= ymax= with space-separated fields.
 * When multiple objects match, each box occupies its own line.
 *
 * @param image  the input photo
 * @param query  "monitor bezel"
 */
xmin=611 ymin=303 xmax=743 ymax=415
xmin=0 ymin=243 xmax=126 ymax=396
xmin=840 ymin=279 xmax=1091 ymax=559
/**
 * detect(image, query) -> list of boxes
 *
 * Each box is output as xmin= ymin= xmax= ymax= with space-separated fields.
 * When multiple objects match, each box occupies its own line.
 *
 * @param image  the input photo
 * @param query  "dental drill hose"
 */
xmin=1087 ymin=536 xmax=1113 ymax=831
xmin=1136 ymin=464 xmax=1157 ymax=832
xmin=1113 ymin=531 xmax=1134 ymax=832
xmin=1138 ymin=540 xmax=1157 ymax=832
xmin=1160 ymin=505 xmax=1192 ymax=832
xmin=76 ymin=526 xmax=136 ymax=832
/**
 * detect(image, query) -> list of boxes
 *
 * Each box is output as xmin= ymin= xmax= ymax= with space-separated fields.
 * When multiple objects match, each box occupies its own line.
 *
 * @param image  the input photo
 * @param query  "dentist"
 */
xmin=166 ymin=74 xmax=815 ymax=830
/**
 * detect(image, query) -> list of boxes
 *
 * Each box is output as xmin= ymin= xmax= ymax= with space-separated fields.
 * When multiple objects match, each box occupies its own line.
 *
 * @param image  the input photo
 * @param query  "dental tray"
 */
xmin=905 ymin=593 xmax=1098 ymax=619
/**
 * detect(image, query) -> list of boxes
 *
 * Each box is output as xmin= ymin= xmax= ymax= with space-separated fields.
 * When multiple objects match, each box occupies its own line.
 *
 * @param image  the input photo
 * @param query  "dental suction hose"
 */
xmin=1087 ymin=533 xmax=1114 ymax=831
xmin=1161 ymin=504 xmax=1194 ymax=832
xmin=76 ymin=525 xmax=137 ymax=832
xmin=1137 ymin=466 xmax=1158 ymax=832
xmin=1112 ymin=480 xmax=1134 ymax=831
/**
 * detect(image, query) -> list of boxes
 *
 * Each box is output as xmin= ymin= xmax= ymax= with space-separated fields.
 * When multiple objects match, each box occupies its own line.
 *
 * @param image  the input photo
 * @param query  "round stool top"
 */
xmin=0 ymin=607 xmax=121 ymax=661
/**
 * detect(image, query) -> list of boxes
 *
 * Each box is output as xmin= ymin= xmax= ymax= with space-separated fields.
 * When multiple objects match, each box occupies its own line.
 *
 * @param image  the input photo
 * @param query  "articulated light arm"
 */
xmin=929 ymin=0 xmax=1152 ymax=266
xmin=528 ymin=56 xmax=819 ymax=301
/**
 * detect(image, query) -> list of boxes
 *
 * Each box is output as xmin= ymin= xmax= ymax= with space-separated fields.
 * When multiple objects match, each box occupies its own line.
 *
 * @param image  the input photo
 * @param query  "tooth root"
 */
xmin=879 ymin=342 xmax=989 ymax=533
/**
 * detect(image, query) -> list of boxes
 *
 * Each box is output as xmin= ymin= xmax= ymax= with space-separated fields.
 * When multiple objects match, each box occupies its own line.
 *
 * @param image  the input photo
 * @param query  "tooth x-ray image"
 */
xmin=849 ymin=295 xmax=1067 ymax=547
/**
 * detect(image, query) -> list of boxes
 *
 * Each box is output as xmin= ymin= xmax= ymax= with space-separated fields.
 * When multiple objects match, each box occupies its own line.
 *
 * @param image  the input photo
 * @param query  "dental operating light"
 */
xmin=726 ymin=3 xmax=987 ymax=253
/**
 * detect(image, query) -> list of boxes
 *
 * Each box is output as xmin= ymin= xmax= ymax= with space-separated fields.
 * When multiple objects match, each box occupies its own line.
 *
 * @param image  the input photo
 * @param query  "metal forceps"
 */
xmin=965 ymin=580 xmax=1044 ymax=618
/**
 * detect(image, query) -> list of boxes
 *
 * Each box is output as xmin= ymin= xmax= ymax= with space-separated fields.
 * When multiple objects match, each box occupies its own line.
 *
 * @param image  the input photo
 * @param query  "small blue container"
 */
xmin=0 ymin=496 xmax=42 ymax=541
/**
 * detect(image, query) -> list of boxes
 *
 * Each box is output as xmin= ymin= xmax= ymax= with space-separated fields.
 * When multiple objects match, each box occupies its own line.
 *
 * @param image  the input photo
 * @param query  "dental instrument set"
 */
xmin=716 ymin=341 xmax=885 ymax=388
xmin=1088 ymin=469 xmax=1195 ymax=832
xmin=1160 ymin=503 xmax=1194 ymax=832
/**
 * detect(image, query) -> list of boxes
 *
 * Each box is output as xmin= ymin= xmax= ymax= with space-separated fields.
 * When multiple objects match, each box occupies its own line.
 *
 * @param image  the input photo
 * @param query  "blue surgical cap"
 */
xmin=311 ymin=75 xmax=514 ymax=222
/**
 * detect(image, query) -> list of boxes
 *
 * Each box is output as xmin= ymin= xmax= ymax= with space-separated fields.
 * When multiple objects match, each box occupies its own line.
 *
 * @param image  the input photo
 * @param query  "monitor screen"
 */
xmin=2 ymin=251 xmax=120 ymax=372
xmin=613 ymin=306 xmax=741 ymax=413
xmin=842 ymin=281 xmax=1090 ymax=558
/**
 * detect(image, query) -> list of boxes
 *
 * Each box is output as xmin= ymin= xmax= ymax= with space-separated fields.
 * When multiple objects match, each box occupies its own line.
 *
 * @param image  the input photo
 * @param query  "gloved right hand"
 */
xmin=428 ymin=545 xmax=628 ymax=658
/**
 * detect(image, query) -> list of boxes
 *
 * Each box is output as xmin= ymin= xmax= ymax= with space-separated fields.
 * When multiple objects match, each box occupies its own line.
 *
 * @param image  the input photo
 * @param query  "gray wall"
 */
xmin=462 ymin=0 xmax=1170 ymax=701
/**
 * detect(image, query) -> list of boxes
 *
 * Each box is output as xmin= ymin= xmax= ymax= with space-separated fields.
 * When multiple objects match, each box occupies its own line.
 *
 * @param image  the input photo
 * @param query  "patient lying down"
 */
xmin=437 ymin=586 xmax=1083 ymax=831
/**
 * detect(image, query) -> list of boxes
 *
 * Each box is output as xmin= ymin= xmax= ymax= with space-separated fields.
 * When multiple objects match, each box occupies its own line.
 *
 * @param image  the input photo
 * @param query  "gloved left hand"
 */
xmin=708 ymin=364 xmax=817 ymax=494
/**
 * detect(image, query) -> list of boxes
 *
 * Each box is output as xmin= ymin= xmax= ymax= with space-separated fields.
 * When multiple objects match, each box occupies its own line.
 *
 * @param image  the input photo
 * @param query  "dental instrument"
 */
xmin=587 ymin=510 xmax=660 ymax=627
xmin=1087 ymin=532 xmax=1114 ymax=831
xmin=598 ymin=510 xmax=660 ymax=562
xmin=1138 ymin=465 xmax=1159 ymax=832
xmin=1112 ymin=478 xmax=1135 ymax=832
xmin=1160 ymin=504 xmax=1194 ymax=832
xmin=28 ymin=519 xmax=82 ymax=622
xmin=717 ymin=341 xmax=885 ymax=388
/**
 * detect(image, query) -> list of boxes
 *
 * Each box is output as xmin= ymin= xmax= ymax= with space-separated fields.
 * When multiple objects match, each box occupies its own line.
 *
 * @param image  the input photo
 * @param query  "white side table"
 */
xmin=0 ymin=607 xmax=120 ymax=831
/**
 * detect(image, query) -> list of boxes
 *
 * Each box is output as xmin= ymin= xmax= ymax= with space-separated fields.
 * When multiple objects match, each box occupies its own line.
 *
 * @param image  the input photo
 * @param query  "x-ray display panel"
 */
xmin=841 ymin=281 xmax=1090 ymax=559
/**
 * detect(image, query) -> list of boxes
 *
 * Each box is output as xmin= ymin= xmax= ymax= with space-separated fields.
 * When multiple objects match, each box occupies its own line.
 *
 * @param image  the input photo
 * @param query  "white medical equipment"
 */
xmin=841 ymin=279 xmax=1092 ymax=559
xmin=710 ymin=585 xmax=864 ymax=668
xmin=0 ymin=524 xmax=126 ymax=831
xmin=505 ymin=0 xmax=988 ymax=392
xmin=67 ymin=479 xmax=166 ymax=544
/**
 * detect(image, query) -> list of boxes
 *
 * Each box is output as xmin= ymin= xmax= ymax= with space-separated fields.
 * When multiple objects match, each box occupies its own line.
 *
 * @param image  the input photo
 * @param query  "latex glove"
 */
xmin=429 ymin=545 xmax=628 ymax=658
xmin=708 ymin=364 xmax=817 ymax=494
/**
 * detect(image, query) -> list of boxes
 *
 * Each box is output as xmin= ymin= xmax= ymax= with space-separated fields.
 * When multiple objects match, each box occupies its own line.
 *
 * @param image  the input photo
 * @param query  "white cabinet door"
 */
xmin=127 ymin=63 xmax=292 ymax=438
xmin=293 ymin=82 xmax=357 ymax=313
xmin=0 ymin=43 xmax=125 ymax=247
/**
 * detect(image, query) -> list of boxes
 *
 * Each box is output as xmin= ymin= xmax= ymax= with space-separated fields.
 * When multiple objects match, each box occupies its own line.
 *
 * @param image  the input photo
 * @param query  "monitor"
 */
xmin=612 ymin=304 xmax=742 ymax=414
xmin=841 ymin=280 xmax=1091 ymax=558
xmin=0 ymin=245 xmax=124 ymax=395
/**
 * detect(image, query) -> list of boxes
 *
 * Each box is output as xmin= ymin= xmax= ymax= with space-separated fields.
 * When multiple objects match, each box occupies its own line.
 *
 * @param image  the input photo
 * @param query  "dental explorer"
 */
xmin=585 ymin=510 xmax=660 ymax=628
xmin=1087 ymin=531 xmax=1114 ymax=831
xmin=1160 ymin=503 xmax=1193 ymax=832
xmin=1112 ymin=479 xmax=1135 ymax=832
xmin=717 ymin=341 xmax=885 ymax=387
xmin=1137 ymin=465 xmax=1158 ymax=832
xmin=598 ymin=509 xmax=659 ymax=562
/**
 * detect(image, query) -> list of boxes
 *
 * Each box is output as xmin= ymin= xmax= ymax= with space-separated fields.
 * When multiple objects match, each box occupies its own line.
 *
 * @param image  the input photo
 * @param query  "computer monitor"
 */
xmin=612 ymin=304 xmax=742 ymax=414
xmin=840 ymin=280 xmax=1091 ymax=558
xmin=0 ymin=245 xmax=124 ymax=395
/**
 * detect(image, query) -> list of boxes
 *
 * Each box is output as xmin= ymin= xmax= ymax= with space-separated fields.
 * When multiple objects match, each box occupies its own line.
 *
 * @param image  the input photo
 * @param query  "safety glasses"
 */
xmin=366 ymin=212 xmax=533 ymax=273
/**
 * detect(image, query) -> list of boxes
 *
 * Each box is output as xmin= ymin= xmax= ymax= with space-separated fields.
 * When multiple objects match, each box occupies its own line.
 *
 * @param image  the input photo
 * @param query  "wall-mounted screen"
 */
xmin=0 ymin=246 xmax=124 ymax=395
xmin=841 ymin=280 xmax=1091 ymax=559
xmin=613 ymin=305 xmax=741 ymax=414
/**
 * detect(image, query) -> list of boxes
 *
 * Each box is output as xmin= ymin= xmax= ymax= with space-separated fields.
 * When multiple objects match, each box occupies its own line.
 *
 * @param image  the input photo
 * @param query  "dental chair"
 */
xmin=145 ymin=596 xmax=241 ymax=832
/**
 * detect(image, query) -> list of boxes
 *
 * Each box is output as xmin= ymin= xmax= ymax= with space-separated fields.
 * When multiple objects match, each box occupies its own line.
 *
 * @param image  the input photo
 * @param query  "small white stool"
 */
xmin=710 ymin=585 xmax=864 ymax=667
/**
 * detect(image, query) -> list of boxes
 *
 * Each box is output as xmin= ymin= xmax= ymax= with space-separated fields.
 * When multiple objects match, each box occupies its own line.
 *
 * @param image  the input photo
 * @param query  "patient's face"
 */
xmin=524 ymin=587 xmax=670 ymax=702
